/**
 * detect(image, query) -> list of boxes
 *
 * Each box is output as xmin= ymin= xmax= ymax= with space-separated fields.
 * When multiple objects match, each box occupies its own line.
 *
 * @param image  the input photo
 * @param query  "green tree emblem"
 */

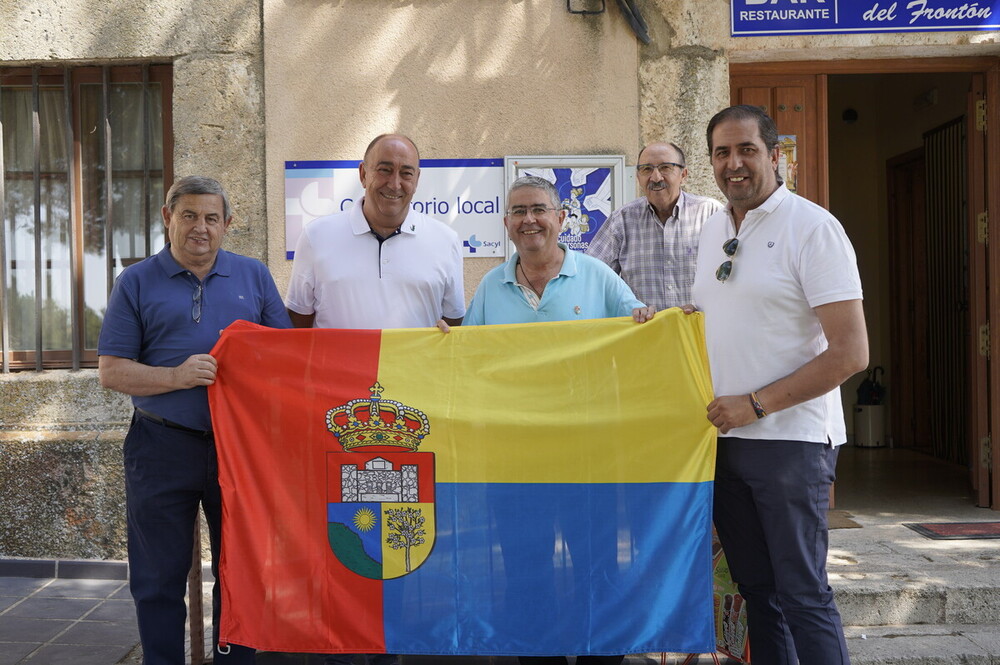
xmin=385 ymin=507 xmax=426 ymax=573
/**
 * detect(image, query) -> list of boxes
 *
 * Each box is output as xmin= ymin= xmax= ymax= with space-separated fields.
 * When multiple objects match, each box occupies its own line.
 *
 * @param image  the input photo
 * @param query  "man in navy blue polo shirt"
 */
xmin=98 ymin=175 xmax=290 ymax=665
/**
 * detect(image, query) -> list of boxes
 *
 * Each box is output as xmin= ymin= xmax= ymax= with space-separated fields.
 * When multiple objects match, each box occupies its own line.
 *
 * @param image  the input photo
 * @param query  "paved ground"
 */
xmin=0 ymin=577 xmax=137 ymax=665
xmin=0 ymin=574 xmax=740 ymax=664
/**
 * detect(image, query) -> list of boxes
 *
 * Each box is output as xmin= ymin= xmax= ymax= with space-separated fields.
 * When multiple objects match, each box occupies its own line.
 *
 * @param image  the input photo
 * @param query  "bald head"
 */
xmin=364 ymin=134 xmax=421 ymax=163
xmin=638 ymin=141 xmax=685 ymax=167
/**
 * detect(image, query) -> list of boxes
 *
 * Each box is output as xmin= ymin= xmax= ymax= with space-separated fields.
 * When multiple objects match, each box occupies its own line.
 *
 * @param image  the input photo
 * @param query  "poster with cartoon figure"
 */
xmin=505 ymin=156 xmax=628 ymax=257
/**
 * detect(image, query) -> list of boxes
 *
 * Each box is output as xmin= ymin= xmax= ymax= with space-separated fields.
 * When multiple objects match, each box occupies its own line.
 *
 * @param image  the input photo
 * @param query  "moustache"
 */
xmin=647 ymin=181 xmax=668 ymax=191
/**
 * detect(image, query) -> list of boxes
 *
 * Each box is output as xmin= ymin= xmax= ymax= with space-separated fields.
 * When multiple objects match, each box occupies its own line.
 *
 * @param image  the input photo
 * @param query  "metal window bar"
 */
xmin=32 ymin=67 xmax=42 ymax=371
xmin=0 ymin=77 xmax=8 ymax=373
xmin=103 ymin=66 xmax=113 ymax=299
xmin=142 ymin=64 xmax=151 ymax=258
xmin=924 ymin=118 xmax=967 ymax=466
xmin=65 ymin=67 xmax=80 ymax=369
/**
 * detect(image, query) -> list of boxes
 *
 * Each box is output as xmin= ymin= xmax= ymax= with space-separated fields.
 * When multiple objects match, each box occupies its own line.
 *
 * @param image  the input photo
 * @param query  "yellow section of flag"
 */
xmin=376 ymin=309 xmax=715 ymax=484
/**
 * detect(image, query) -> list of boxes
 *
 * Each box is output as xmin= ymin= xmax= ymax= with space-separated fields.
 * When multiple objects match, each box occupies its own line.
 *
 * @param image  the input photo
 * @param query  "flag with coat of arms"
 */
xmin=208 ymin=310 xmax=717 ymax=656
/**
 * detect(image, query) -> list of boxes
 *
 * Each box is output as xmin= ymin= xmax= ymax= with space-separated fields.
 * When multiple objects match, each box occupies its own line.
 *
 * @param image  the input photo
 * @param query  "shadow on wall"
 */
xmin=264 ymin=0 xmax=640 ymax=160
xmin=0 ymin=0 xmax=262 ymax=61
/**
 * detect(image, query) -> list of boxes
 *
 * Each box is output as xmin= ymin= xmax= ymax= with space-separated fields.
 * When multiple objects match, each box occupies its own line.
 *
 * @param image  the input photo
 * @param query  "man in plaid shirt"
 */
xmin=588 ymin=142 xmax=722 ymax=309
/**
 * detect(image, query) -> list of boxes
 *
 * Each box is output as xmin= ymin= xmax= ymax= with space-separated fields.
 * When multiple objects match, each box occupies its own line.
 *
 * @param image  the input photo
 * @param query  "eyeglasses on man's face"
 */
xmin=716 ymin=237 xmax=739 ymax=283
xmin=506 ymin=205 xmax=559 ymax=219
xmin=637 ymin=162 xmax=685 ymax=177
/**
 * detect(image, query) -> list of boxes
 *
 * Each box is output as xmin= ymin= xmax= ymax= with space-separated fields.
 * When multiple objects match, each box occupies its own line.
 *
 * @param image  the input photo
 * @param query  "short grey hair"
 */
xmin=508 ymin=175 xmax=560 ymax=210
xmin=164 ymin=176 xmax=232 ymax=220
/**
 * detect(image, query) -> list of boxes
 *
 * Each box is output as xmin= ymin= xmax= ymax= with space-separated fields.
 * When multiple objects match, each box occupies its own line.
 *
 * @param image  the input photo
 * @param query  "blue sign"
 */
xmin=732 ymin=0 xmax=1000 ymax=36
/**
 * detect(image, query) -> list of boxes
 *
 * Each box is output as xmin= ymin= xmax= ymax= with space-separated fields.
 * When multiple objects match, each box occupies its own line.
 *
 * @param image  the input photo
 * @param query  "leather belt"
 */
xmin=135 ymin=407 xmax=213 ymax=437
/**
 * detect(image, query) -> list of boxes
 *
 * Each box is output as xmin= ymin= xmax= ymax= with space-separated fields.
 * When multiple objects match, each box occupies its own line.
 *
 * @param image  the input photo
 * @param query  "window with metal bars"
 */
xmin=0 ymin=64 xmax=173 ymax=371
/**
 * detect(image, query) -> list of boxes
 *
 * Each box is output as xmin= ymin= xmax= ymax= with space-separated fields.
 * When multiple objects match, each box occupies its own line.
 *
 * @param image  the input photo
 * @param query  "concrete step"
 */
xmin=845 ymin=624 xmax=1000 ymax=664
xmin=834 ymin=575 xmax=1000 ymax=626
xmin=828 ymin=518 xmax=1000 ymax=628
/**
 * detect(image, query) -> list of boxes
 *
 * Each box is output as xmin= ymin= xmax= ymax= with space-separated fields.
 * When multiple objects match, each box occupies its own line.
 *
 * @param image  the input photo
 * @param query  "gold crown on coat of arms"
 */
xmin=326 ymin=382 xmax=430 ymax=451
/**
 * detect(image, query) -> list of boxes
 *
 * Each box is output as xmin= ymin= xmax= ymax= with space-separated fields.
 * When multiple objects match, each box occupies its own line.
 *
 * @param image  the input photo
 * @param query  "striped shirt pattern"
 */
xmin=588 ymin=191 xmax=723 ymax=310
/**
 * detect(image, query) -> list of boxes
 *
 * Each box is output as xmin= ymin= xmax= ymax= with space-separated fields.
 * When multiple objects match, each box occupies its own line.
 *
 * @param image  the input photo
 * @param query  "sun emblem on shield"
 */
xmin=324 ymin=382 xmax=436 ymax=579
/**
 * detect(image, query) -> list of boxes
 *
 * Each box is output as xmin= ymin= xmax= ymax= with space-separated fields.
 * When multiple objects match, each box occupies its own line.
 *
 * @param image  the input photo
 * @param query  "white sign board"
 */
xmin=285 ymin=159 xmax=505 ymax=258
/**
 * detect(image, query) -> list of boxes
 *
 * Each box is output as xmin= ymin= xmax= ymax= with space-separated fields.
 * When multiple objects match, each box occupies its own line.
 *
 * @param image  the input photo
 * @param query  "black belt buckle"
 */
xmin=135 ymin=408 xmax=212 ymax=437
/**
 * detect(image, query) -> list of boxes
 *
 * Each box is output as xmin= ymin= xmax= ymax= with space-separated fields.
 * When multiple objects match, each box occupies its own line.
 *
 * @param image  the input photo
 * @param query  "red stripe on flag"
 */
xmin=211 ymin=322 xmax=389 ymax=653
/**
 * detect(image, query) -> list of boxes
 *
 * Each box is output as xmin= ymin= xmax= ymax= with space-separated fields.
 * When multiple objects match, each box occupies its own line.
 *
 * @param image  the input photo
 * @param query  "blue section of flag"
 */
xmin=381 ymin=481 xmax=715 ymax=655
xmin=328 ymin=502 xmax=383 ymax=563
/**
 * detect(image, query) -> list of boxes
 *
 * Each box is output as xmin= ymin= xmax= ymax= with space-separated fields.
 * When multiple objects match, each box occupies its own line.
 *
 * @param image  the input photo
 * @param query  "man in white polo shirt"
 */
xmin=285 ymin=133 xmax=465 ymax=331
xmin=688 ymin=105 xmax=868 ymax=665
xmin=285 ymin=133 xmax=465 ymax=665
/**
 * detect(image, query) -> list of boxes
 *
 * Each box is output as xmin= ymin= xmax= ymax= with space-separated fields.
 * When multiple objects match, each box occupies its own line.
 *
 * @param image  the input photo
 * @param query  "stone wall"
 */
xmin=261 ymin=0 xmax=644 ymax=298
xmin=637 ymin=0 xmax=731 ymax=200
xmin=0 ymin=371 xmax=131 ymax=559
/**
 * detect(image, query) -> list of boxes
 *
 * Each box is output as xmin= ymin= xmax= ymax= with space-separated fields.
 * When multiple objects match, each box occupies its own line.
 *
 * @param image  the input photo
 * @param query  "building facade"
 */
xmin=2 ymin=0 xmax=998 ymax=558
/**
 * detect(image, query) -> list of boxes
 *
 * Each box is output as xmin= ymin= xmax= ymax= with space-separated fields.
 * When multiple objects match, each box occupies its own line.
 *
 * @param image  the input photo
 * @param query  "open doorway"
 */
xmin=731 ymin=61 xmax=996 ymax=509
xmin=828 ymin=73 xmax=972 ymax=465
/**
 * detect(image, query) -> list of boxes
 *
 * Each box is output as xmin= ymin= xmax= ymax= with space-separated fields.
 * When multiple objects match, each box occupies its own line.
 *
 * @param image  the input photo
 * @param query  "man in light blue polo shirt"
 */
xmin=462 ymin=175 xmax=653 ymax=665
xmin=465 ymin=176 xmax=654 ymax=327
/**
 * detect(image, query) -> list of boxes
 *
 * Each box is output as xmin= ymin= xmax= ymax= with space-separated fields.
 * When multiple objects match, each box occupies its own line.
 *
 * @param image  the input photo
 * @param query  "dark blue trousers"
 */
xmin=323 ymin=655 xmax=398 ymax=665
xmin=124 ymin=412 xmax=255 ymax=665
xmin=713 ymin=437 xmax=850 ymax=665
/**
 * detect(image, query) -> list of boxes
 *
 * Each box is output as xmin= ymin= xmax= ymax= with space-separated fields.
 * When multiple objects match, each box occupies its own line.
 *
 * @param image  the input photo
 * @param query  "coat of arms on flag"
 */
xmin=325 ymin=382 xmax=436 ymax=579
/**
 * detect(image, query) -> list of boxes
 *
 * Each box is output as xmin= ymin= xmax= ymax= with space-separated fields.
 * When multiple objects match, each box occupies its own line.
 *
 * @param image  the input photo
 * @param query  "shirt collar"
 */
xmin=726 ymin=184 xmax=789 ymax=231
xmin=646 ymin=191 xmax=685 ymax=224
xmin=350 ymin=197 xmax=419 ymax=237
xmin=155 ymin=244 xmax=230 ymax=279
xmin=503 ymin=243 xmax=575 ymax=283
xmin=756 ymin=183 xmax=790 ymax=213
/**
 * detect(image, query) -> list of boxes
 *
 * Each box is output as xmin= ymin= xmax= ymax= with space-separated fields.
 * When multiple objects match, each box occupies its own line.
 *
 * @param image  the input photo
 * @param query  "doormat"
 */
xmin=828 ymin=510 xmax=861 ymax=529
xmin=903 ymin=522 xmax=1000 ymax=540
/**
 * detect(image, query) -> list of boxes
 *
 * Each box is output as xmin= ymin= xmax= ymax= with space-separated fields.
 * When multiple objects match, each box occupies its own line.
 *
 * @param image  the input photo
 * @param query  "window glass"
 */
xmin=1 ymin=87 xmax=70 ymax=352
xmin=1 ymin=66 xmax=171 ymax=368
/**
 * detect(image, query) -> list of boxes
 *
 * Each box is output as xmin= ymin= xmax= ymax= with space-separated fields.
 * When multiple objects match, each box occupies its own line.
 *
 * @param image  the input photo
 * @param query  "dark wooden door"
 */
xmin=887 ymin=149 xmax=931 ymax=452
